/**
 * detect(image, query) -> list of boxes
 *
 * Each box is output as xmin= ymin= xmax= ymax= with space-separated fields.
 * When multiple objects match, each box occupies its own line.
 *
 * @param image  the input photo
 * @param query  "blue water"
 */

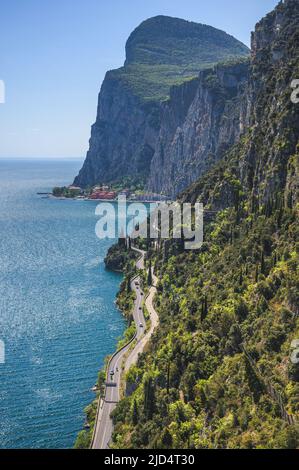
xmin=0 ymin=159 xmax=124 ymax=449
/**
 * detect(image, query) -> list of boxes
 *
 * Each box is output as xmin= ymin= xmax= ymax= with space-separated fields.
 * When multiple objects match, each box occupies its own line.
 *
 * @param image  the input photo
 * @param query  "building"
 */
xmin=89 ymin=190 xmax=117 ymax=200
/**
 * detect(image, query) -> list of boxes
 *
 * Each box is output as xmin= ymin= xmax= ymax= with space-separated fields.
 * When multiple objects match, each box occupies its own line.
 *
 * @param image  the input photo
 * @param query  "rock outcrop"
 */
xmin=181 ymin=0 xmax=299 ymax=211
xmin=74 ymin=16 xmax=249 ymax=188
xmin=147 ymin=60 xmax=249 ymax=197
xmin=74 ymin=78 xmax=160 ymax=187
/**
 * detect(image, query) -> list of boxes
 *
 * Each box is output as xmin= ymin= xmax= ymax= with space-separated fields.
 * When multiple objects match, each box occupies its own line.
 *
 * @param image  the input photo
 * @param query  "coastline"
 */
xmin=48 ymin=194 xmax=164 ymax=204
xmin=74 ymin=246 xmax=140 ymax=449
xmin=75 ymin=245 xmax=158 ymax=449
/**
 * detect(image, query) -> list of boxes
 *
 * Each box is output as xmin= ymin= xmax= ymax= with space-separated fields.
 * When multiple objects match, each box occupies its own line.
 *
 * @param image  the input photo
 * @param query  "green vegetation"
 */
xmin=111 ymin=177 xmax=299 ymax=450
xmin=52 ymin=186 xmax=83 ymax=198
xmin=74 ymin=401 xmax=97 ymax=449
xmin=109 ymin=64 xmax=200 ymax=103
xmin=104 ymin=238 xmax=138 ymax=272
xmin=109 ymin=4 xmax=299 ymax=446
xmin=110 ymin=176 xmax=146 ymax=193
xmin=74 ymin=241 xmax=139 ymax=449
xmin=117 ymin=322 xmax=137 ymax=350
xmin=76 ymin=2 xmax=299 ymax=450
xmin=111 ymin=16 xmax=249 ymax=102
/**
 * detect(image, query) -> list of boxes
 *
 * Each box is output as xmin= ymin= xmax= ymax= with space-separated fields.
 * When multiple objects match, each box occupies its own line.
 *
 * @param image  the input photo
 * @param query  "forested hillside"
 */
xmin=111 ymin=0 xmax=299 ymax=449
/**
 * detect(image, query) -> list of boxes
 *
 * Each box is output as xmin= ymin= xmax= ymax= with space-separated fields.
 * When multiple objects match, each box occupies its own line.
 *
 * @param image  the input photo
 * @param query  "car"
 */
xmin=139 ymin=307 xmax=142 ymax=310
xmin=140 ymin=292 xmax=144 ymax=296
xmin=139 ymin=323 xmax=143 ymax=328
xmin=110 ymin=370 xmax=114 ymax=375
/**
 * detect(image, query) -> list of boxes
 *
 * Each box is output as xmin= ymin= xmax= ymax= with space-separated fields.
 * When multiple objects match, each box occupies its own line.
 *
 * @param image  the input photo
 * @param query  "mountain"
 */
xmin=109 ymin=0 xmax=299 ymax=449
xmin=73 ymin=16 xmax=249 ymax=188
xmin=147 ymin=59 xmax=249 ymax=197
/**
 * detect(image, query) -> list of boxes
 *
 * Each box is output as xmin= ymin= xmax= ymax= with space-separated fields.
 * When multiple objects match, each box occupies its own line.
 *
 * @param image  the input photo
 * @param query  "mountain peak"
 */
xmin=125 ymin=15 xmax=249 ymax=67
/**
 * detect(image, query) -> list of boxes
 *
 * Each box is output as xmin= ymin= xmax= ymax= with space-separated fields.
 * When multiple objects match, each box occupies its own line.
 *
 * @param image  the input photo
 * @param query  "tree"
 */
xmin=132 ymin=399 xmax=139 ymax=425
xmin=239 ymin=268 xmax=243 ymax=286
xmin=161 ymin=429 xmax=173 ymax=448
xmin=255 ymin=264 xmax=259 ymax=283
xmin=127 ymin=274 xmax=131 ymax=294
xmin=118 ymin=228 xmax=126 ymax=248
xmin=147 ymin=260 xmax=153 ymax=286
xmin=201 ymin=296 xmax=208 ymax=322
xmin=261 ymin=250 xmax=266 ymax=275
xmin=144 ymin=377 xmax=156 ymax=420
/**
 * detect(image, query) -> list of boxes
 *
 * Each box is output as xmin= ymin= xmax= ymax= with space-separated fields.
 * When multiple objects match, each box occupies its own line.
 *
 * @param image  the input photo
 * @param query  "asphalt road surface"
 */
xmin=92 ymin=247 xmax=158 ymax=449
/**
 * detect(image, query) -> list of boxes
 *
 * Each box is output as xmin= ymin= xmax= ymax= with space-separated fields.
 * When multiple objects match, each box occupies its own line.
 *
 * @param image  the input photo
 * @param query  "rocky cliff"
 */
xmin=109 ymin=1 xmax=299 ymax=450
xmin=147 ymin=60 xmax=249 ymax=197
xmin=181 ymin=0 xmax=299 ymax=210
xmin=74 ymin=16 xmax=249 ymax=188
xmin=74 ymin=77 xmax=160 ymax=187
xmin=147 ymin=1 xmax=299 ymax=198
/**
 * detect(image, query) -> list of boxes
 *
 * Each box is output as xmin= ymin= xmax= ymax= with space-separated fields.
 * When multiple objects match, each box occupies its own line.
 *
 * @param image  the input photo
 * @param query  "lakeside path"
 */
xmin=92 ymin=247 xmax=158 ymax=449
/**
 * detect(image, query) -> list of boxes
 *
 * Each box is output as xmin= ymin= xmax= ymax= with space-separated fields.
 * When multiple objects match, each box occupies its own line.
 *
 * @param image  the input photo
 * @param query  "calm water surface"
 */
xmin=0 ymin=159 xmax=124 ymax=448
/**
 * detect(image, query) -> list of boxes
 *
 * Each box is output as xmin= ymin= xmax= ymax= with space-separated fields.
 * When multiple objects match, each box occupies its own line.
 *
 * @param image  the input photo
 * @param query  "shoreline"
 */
xmin=74 ymin=246 xmax=140 ymax=449
xmin=40 ymin=194 xmax=164 ymax=203
xmin=75 ymin=246 xmax=159 ymax=449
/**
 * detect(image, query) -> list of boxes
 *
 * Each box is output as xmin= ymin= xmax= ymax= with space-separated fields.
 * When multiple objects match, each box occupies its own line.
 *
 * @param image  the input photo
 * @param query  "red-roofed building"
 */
xmin=89 ymin=190 xmax=117 ymax=200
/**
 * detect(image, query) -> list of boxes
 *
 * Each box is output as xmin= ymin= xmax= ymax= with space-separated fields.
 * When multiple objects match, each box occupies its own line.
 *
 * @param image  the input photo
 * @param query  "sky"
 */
xmin=0 ymin=0 xmax=279 ymax=159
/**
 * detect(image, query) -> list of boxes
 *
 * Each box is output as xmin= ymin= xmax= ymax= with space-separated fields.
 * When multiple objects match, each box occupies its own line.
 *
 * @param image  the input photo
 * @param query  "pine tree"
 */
xmin=239 ymin=268 xmax=243 ymax=286
xmin=201 ymin=296 xmax=208 ymax=322
xmin=126 ymin=274 xmax=131 ymax=294
xmin=132 ymin=399 xmax=139 ymax=425
xmin=147 ymin=260 xmax=153 ymax=286
xmin=255 ymin=264 xmax=259 ymax=283
xmin=261 ymin=250 xmax=266 ymax=275
xmin=144 ymin=377 xmax=156 ymax=420
xmin=161 ymin=429 xmax=173 ymax=448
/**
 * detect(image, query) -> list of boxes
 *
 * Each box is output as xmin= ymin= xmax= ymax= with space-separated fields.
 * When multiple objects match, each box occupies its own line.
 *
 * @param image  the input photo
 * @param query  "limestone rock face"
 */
xmin=74 ymin=75 xmax=160 ymax=187
xmin=74 ymin=16 xmax=249 ymax=188
xmin=147 ymin=62 xmax=249 ymax=198
xmin=181 ymin=0 xmax=299 ymax=212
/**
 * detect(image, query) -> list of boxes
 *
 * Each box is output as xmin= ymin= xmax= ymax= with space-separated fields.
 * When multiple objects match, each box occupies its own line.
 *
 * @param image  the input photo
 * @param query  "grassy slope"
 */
xmin=111 ymin=16 xmax=249 ymax=102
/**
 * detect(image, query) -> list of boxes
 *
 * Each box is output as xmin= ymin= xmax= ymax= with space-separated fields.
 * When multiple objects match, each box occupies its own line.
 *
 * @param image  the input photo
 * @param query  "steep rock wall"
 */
xmin=147 ymin=61 xmax=249 ymax=197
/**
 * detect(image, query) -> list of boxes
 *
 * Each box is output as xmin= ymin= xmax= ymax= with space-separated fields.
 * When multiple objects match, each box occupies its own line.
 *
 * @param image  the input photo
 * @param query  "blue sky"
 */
xmin=0 ymin=0 xmax=278 ymax=159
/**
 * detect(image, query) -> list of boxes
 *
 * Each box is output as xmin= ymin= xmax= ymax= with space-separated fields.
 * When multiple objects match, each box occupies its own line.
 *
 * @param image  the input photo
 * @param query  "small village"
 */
xmin=52 ymin=184 xmax=169 ymax=202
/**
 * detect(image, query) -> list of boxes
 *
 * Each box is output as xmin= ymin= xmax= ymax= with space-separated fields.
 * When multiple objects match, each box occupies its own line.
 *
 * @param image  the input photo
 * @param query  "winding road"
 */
xmin=92 ymin=247 xmax=158 ymax=449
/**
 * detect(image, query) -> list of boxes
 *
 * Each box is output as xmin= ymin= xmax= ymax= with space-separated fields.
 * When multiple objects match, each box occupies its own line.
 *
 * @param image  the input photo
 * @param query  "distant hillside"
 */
xmin=74 ymin=16 xmax=249 ymax=187
xmin=120 ymin=15 xmax=249 ymax=102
